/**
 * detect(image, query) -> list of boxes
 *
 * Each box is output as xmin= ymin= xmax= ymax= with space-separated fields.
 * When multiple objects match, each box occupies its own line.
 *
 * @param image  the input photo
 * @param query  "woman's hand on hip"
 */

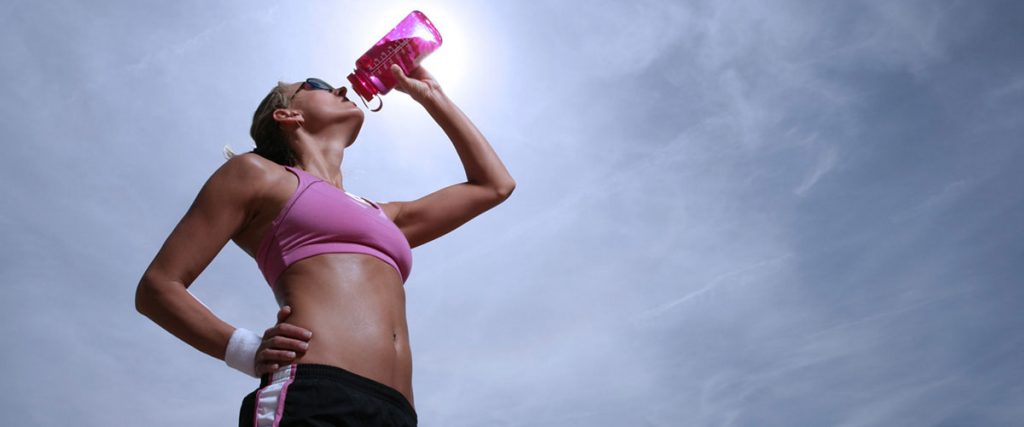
xmin=255 ymin=305 xmax=312 ymax=375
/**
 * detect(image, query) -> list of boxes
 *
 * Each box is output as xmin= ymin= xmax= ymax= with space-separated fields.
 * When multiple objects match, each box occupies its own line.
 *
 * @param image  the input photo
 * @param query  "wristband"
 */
xmin=225 ymin=328 xmax=261 ymax=378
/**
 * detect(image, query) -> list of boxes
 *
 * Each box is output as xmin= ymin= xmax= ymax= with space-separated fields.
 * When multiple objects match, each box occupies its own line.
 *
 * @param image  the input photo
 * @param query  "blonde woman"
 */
xmin=136 ymin=64 xmax=515 ymax=426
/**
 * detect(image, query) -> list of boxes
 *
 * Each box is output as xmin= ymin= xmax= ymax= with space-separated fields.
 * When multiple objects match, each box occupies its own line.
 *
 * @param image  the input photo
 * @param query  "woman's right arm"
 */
xmin=135 ymin=154 xmax=270 ymax=361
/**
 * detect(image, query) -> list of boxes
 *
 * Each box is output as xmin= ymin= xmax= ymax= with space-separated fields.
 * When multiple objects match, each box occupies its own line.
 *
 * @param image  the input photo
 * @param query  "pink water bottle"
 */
xmin=347 ymin=10 xmax=443 ymax=112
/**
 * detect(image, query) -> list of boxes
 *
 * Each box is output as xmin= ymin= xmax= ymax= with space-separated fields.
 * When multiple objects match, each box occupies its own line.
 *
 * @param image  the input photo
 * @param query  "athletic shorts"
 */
xmin=238 ymin=363 xmax=418 ymax=427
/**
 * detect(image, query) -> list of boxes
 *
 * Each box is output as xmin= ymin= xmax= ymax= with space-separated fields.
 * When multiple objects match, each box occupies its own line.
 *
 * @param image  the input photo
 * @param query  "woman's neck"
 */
xmin=289 ymin=138 xmax=350 ymax=190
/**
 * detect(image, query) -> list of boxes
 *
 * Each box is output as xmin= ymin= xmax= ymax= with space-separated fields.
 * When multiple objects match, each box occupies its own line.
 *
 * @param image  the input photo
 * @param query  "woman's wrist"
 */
xmin=420 ymin=90 xmax=457 ymax=122
xmin=416 ymin=86 xmax=448 ymax=109
xmin=225 ymin=327 xmax=261 ymax=378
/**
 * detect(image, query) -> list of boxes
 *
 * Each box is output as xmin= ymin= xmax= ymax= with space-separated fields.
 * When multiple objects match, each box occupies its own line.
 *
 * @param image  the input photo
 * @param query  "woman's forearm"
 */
xmin=420 ymin=91 xmax=515 ymax=192
xmin=135 ymin=278 xmax=235 ymax=360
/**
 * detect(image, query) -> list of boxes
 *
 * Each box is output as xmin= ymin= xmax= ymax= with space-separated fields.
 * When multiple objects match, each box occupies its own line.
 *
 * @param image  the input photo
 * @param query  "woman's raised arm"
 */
xmin=380 ymin=65 xmax=516 ymax=248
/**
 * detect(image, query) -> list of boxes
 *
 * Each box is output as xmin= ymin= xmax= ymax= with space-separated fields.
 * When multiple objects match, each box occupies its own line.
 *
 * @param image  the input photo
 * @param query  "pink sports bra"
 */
xmin=255 ymin=166 xmax=412 ymax=287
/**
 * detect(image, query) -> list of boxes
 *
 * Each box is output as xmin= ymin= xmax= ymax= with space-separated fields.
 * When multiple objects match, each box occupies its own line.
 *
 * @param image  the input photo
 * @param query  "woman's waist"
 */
xmin=284 ymin=302 xmax=410 ymax=359
xmin=295 ymin=320 xmax=411 ymax=361
xmin=270 ymin=267 xmax=412 ymax=398
xmin=281 ymin=301 xmax=412 ymax=393
xmin=291 ymin=324 xmax=413 ymax=406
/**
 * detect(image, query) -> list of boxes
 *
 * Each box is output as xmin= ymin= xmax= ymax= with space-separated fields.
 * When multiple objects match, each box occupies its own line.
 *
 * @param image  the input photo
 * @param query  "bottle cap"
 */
xmin=347 ymin=72 xmax=383 ymax=112
xmin=347 ymin=72 xmax=378 ymax=101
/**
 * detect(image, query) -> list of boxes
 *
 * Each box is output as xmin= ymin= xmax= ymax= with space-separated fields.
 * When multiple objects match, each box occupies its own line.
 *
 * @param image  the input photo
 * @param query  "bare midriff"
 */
xmin=271 ymin=253 xmax=414 ymax=409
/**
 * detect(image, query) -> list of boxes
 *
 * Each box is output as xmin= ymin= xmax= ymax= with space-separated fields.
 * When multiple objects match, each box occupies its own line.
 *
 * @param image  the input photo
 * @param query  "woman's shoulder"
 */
xmin=209 ymin=153 xmax=288 ymax=196
xmin=224 ymin=152 xmax=273 ymax=170
xmin=220 ymin=153 xmax=287 ymax=178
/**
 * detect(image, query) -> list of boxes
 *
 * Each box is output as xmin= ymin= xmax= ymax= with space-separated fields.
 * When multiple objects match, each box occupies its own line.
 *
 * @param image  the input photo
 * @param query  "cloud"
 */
xmin=634 ymin=253 xmax=794 ymax=322
xmin=794 ymin=143 xmax=838 ymax=196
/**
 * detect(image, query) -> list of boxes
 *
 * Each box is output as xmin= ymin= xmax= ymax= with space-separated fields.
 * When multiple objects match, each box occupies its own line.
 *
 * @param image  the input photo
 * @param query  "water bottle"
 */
xmin=347 ymin=10 xmax=443 ymax=112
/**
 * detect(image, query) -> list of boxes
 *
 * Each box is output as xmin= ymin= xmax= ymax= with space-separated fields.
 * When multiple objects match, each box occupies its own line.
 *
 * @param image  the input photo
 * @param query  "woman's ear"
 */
xmin=273 ymin=108 xmax=303 ymax=128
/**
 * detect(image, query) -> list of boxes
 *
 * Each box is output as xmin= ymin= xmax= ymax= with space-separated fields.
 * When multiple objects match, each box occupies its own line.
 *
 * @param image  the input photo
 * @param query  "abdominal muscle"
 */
xmin=271 ymin=252 xmax=414 ymax=408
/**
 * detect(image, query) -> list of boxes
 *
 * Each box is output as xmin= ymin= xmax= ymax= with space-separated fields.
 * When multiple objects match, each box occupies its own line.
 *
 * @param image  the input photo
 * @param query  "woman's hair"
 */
xmin=223 ymin=82 xmax=297 ymax=166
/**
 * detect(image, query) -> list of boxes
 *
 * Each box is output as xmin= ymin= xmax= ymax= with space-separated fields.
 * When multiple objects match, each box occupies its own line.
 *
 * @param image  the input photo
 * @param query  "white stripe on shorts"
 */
xmin=253 ymin=364 xmax=297 ymax=427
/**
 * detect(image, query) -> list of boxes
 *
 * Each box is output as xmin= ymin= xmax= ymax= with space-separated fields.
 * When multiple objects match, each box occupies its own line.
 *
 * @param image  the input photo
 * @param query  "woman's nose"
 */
xmin=336 ymin=87 xmax=348 ymax=97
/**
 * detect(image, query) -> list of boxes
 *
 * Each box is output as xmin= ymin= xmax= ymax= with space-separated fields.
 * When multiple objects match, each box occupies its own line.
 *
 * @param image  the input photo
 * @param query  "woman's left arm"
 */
xmin=384 ymin=65 xmax=516 ymax=248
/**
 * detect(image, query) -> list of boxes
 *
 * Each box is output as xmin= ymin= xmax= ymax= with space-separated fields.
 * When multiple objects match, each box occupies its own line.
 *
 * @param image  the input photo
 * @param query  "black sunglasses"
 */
xmin=289 ymin=78 xmax=335 ymax=101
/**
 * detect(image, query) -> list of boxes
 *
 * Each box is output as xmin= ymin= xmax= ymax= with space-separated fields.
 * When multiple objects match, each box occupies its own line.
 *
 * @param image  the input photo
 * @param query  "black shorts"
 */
xmin=238 ymin=363 xmax=417 ymax=427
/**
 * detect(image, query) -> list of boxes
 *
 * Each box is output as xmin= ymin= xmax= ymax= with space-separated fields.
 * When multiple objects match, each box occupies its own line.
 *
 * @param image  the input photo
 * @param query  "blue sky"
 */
xmin=2 ymin=0 xmax=1023 ymax=425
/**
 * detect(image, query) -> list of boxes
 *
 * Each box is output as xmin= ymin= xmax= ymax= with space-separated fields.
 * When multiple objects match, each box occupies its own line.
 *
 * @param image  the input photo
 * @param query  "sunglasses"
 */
xmin=289 ymin=78 xmax=335 ymax=101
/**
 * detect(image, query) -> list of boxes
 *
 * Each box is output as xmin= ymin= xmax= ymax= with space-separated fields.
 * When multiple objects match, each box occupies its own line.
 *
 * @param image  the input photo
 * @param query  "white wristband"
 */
xmin=225 ymin=328 xmax=261 ymax=378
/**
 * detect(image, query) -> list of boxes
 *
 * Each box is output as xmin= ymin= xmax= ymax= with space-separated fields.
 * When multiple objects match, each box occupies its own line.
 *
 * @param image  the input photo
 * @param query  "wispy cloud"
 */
xmin=794 ymin=143 xmax=838 ymax=196
xmin=634 ymin=253 xmax=793 ymax=322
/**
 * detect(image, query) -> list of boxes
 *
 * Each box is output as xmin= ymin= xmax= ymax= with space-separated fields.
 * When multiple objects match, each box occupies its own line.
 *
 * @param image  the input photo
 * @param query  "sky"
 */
xmin=2 ymin=0 xmax=1023 ymax=425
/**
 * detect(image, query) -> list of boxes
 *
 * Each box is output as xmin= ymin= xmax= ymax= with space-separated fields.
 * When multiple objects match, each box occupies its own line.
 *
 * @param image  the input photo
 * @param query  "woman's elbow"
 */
xmin=135 ymin=275 xmax=171 ymax=316
xmin=135 ymin=279 xmax=156 ymax=316
xmin=495 ymin=180 xmax=516 ymax=200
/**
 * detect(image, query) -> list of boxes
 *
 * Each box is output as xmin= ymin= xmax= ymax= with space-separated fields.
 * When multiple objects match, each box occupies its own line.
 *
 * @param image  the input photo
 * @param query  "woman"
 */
xmin=135 ymin=64 xmax=515 ymax=426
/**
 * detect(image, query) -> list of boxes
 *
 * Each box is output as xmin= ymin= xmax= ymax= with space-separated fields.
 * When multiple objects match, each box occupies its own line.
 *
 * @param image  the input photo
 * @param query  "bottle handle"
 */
xmin=357 ymin=93 xmax=383 ymax=112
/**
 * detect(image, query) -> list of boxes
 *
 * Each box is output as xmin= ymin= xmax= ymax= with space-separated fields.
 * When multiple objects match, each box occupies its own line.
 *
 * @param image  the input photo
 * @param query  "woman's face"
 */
xmin=285 ymin=80 xmax=364 ymax=130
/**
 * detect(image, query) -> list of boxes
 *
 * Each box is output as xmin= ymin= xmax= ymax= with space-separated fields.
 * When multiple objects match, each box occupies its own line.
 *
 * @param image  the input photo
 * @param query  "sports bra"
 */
xmin=255 ymin=166 xmax=412 ymax=287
